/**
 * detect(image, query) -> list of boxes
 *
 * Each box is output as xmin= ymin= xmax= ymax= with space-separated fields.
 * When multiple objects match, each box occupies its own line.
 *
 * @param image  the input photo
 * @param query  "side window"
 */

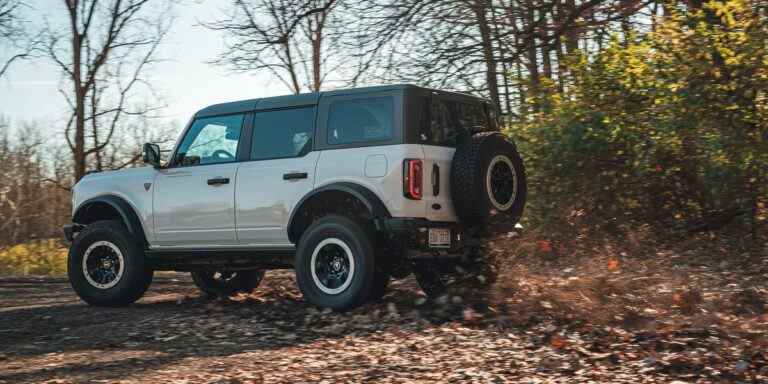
xmin=175 ymin=114 xmax=243 ymax=166
xmin=420 ymin=97 xmax=490 ymax=146
xmin=485 ymin=103 xmax=500 ymax=131
xmin=327 ymin=96 xmax=393 ymax=144
xmin=251 ymin=107 xmax=315 ymax=160
xmin=425 ymin=98 xmax=456 ymax=145
xmin=451 ymin=102 xmax=486 ymax=132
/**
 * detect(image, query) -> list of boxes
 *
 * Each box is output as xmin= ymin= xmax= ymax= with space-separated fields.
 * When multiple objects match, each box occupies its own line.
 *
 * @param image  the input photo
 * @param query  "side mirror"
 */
xmin=142 ymin=143 xmax=161 ymax=168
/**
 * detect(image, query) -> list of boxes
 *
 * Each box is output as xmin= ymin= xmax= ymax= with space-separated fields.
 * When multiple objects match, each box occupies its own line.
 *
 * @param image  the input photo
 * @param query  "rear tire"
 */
xmin=67 ymin=220 xmax=153 ymax=307
xmin=294 ymin=215 xmax=375 ymax=311
xmin=191 ymin=270 xmax=264 ymax=296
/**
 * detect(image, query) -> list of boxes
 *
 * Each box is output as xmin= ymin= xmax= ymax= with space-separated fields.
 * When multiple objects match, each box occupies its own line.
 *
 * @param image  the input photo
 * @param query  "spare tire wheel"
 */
xmin=450 ymin=132 xmax=526 ymax=225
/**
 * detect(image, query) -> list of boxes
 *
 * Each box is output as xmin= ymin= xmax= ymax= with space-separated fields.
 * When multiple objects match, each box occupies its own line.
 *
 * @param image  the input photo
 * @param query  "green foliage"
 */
xmin=0 ymin=240 xmax=67 ymax=276
xmin=513 ymin=0 xmax=768 ymax=237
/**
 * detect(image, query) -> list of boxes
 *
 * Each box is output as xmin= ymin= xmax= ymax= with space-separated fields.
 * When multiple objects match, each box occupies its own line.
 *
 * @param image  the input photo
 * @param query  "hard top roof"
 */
xmin=194 ymin=84 xmax=488 ymax=117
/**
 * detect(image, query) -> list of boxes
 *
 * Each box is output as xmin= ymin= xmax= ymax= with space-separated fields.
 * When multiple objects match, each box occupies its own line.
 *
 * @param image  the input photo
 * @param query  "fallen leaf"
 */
xmin=550 ymin=335 xmax=568 ymax=349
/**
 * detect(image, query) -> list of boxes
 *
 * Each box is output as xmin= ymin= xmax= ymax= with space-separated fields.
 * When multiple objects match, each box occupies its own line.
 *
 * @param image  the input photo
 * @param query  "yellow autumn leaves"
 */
xmin=0 ymin=240 xmax=67 ymax=275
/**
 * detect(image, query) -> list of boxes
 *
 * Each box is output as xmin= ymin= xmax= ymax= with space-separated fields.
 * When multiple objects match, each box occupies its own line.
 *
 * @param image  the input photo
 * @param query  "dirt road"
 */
xmin=0 ymin=268 xmax=764 ymax=383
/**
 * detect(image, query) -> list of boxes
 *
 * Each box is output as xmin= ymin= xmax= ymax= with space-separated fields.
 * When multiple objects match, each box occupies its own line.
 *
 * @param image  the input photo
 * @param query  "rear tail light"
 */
xmin=404 ymin=159 xmax=423 ymax=200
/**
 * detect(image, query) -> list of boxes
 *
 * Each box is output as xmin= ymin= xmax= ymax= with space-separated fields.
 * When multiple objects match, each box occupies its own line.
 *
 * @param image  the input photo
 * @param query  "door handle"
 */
xmin=207 ymin=177 xmax=230 ymax=185
xmin=283 ymin=172 xmax=308 ymax=180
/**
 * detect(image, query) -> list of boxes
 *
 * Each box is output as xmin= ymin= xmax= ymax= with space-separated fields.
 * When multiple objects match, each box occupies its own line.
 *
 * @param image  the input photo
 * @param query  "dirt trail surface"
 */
xmin=1 ymin=253 xmax=766 ymax=384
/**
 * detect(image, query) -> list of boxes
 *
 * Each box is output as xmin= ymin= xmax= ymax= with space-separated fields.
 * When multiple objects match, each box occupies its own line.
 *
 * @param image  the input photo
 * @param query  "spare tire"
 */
xmin=450 ymin=132 xmax=526 ymax=225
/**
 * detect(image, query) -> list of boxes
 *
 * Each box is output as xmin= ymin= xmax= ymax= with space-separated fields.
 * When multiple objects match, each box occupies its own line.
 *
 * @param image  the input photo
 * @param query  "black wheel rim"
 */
xmin=82 ymin=241 xmax=124 ymax=289
xmin=311 ymin=240 xmax=353 ymax=294
xmin=489 ymin=158 xmax=515 ymax=208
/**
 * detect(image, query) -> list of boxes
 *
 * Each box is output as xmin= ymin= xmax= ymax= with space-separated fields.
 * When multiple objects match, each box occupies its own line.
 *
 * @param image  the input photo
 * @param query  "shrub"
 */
xmin=0 ymin=239 xmax=68 ymax=276
xmin=512 ymin=0 xmax=768 ymax=242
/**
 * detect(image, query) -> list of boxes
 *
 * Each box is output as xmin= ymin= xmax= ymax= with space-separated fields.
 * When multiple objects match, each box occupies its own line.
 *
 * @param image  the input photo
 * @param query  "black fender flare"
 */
xmin=287 ymin=182 xmax=391 ymax=243
xmin=73 ymin=195 xmax=149 ymax=245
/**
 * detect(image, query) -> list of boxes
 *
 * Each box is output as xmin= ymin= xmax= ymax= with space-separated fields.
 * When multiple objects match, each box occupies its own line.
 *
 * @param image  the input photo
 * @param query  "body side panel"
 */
xmin=314 ymin=144 xmax=426 ymax=219
xmin=152 ymin=163 xmax=240 ymax=246
xmin=72 ymin=167 xmax=158 ymax=243
xmin=235 ymin=151 xmax=320 ymax=245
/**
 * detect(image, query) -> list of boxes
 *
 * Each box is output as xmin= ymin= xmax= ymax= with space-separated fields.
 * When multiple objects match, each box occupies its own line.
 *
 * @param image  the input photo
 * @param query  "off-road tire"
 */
xmin=451 ymin=132 xmax=526 ymax=226
xmin=294 ymin=215 xmax=376 ymax=311
xmin=67 ymin=220 xmax=153 ymax=307
xmin=191 ymin=270 xmax=265 ymax=296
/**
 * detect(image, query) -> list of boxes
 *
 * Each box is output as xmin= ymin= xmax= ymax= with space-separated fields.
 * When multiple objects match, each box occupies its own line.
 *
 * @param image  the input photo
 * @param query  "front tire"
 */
xmin=294 ymin=215 xmax=376 ymax=311
xmin=67 ymin=220 xmax=153 ymax=307
xmin=191 ymin=270 xmax=264 ymax=296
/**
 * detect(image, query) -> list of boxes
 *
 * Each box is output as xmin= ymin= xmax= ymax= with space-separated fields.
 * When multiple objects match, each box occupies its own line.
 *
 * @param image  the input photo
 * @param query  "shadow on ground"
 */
xmin=0 ymin=271 xmax=450 ymax=383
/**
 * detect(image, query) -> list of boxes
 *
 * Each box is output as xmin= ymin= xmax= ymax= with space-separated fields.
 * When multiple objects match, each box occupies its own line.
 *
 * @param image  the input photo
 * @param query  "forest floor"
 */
xmin=0 ymin=232 xmax=766 ymax=383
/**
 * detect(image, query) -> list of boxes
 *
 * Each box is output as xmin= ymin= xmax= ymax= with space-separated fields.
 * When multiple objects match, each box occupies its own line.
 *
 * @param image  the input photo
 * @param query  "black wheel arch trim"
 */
xmin=72 ymin=195 xmax=149 ymax=246
xmin=287 ymin=182 xmax=391 ymax=243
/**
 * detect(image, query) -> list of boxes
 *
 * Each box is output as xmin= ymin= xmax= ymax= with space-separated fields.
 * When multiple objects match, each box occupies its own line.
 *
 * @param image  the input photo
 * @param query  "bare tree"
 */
xmin=351 ymin=0 xmax=653 ymax=116
xmin=348 ymin=1 xmax=509 ymax=109
xmin=46 ymin=0 xmax=174 ymax=181
xmin=205 ymin=0 xmax=340 ymax=94
xmin=0 ymin=121 xmax=72 ymax=246
xmin=0 ymin=0 xmax=37 ymax=78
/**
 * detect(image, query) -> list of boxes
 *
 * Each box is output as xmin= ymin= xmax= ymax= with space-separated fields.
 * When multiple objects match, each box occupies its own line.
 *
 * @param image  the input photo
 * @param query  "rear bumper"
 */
xmin=63 ymin=224 xmax=84 ymax=242
xmin=378 ymin=218 xmax=465 ymax=256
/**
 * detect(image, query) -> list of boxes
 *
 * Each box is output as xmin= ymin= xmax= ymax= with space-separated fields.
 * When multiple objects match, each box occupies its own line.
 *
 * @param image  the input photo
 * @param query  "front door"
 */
xmin=236 ymin=106 xmax=318 ymax=245
xmin=153 ymin=113 xmax=245 ymax=247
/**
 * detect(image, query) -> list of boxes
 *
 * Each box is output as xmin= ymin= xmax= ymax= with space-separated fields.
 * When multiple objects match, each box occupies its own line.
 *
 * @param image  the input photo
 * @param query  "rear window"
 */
xmin=327 ymin=96 xmax=394 ymax=144
xmin=420 ymin=98 xmax=491 ymax=146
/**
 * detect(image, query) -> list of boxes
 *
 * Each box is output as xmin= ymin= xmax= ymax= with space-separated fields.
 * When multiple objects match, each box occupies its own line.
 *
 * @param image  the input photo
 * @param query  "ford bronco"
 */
xmin=64 ymin=84 xmax=526 ymax=310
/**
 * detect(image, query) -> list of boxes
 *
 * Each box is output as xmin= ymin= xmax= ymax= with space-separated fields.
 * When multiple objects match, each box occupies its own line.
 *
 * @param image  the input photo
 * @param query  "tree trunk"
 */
xmin=311 ymin=11 xmax=324 ymax=92
xmin=513 ymin=32 xmax=527 ymax=119
xmin=284 ymin=42 xmax=302 ymax=94
xmin=542 ymin=44 xmax=552 ymax=80
xmin=554 ymin=0 xmax=566 ymax=93
xmin=471 ymin=0 xmax=501 ymax=110
xmin=564 ymin=0 xmax=579 ymax=55
xmin=70 ymin=7 xmax=86 ymax=181
xmin=524 ymin=0 xmax=540 ymax=107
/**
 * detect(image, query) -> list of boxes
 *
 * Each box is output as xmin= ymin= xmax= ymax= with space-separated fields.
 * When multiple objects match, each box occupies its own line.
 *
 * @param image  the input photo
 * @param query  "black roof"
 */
xmin=194 ymin=84 xmax=489 ymax=118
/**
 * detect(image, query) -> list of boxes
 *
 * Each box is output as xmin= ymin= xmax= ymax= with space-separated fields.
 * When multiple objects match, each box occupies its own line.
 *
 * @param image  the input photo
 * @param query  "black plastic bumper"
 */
xmin=378 ymin=218 xmax=465 ymax=255
xmin=63 ymin=224 xmax=84 ymax=241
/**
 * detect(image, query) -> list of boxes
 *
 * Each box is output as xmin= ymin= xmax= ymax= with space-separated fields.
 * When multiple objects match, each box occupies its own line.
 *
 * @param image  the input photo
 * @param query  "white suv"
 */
xmin=64 ymin=84 xmax=526 ymax=310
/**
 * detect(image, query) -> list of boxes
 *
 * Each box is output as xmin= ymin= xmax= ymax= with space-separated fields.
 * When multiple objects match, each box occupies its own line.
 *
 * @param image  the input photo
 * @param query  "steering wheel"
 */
xmin=211 ymin=149 xmax=235 ymax=160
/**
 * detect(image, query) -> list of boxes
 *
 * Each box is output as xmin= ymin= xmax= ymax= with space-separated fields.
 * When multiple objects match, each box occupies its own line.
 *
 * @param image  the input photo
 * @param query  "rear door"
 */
xmin=235 ymin=106 xmax=318 ymax=245
xmin=153 ymin=113 xmax=245 ymax=246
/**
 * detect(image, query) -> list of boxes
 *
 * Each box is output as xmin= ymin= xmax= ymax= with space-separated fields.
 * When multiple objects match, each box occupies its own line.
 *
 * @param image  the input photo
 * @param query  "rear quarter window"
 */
xmin=420 ymin=98 xmax=491 ymax=147
xmin=327 ymin=96 xmax=394 ymax=144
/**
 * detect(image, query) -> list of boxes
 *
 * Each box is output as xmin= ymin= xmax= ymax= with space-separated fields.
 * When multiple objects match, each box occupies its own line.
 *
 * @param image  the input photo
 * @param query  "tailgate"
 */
xmin=420 ymin=145 xmax=458 ymax=222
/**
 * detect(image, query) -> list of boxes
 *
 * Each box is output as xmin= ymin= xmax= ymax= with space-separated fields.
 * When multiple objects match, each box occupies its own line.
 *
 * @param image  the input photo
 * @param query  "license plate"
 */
xmin=428 ymin=228 xmax=451 ymax=248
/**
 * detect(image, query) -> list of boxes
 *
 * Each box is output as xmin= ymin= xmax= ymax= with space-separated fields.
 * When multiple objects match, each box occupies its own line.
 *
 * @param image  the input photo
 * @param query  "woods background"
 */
xmin=0 ymin=0 xmax=766 ymax=274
